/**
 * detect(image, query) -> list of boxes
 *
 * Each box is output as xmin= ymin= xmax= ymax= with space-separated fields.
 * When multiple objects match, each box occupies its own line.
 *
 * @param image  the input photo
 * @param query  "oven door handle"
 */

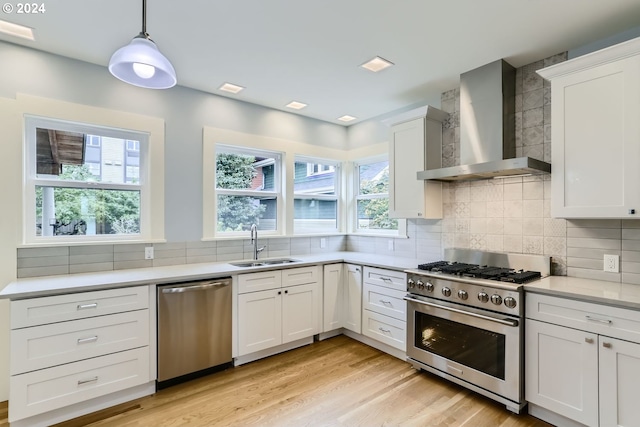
xmin=403 ymin=295 xmax=519 ymax=327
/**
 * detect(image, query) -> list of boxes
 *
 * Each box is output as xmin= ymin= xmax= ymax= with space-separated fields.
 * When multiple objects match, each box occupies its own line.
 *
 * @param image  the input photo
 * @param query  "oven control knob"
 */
xmin=504 ymin=297 xmax=517 ymax=309
xmin=491 ymin=294 xmax=503 ymax=305
xmin=478 ymin=292 xmax=489 ymax=303
xmin=442 ymin=287 xmax=451 ymax=297
xmin=457 ymin=290 xmax=468 ymax=300
xmin=425 ymin=282 xmax=434 ymax=292
xmin=408 ymin=278 xmax=415 ymax=289
xmin=417 ymin=280 xmax=424 ymax=290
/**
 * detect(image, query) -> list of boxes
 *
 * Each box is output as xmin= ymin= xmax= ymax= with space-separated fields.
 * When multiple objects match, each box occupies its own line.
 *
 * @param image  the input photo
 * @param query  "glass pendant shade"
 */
xmin=109 ymin=36 xmax=177 ymax=89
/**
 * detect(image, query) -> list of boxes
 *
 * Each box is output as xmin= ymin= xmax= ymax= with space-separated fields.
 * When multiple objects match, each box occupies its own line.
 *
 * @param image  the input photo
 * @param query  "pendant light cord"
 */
xmin=141 ymin=0 xmax=147 ymax=36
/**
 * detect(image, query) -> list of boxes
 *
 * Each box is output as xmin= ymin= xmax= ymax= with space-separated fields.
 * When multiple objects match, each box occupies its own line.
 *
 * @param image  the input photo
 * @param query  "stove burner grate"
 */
xmin=500 ymin=271 xmax=542 ymax=284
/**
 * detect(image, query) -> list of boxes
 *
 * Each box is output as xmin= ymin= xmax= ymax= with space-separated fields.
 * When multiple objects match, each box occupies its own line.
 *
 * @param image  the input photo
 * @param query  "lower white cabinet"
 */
xmin=8 ymin=285 xmax=154 ymax=426
xmin=526 ymin=293 xmax=640 ymax=427
xmin=237 ymin=266 xmax=321 ymax=357
xmin=361 ymin=267 xmax=407 ymax=351
xmin=322 ymin=263 xmax=362 ymax=334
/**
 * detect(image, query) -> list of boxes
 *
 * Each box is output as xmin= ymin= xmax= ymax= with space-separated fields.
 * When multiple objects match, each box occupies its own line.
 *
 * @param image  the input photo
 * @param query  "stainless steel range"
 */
xmin=404 ymin=249 xmax=550 ymax=414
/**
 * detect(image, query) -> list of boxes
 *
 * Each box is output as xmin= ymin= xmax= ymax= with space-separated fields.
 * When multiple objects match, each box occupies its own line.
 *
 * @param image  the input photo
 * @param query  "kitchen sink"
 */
xmin=230 ymin=258 xmax=301 ymax=268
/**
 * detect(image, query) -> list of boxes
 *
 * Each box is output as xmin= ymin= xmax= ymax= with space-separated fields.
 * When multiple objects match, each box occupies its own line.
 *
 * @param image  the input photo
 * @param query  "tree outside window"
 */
xmin=356 ymin=159 xmax=398 ymax=231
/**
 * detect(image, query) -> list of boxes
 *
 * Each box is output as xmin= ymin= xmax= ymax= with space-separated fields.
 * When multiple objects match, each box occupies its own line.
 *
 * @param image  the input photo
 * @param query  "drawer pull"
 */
xmin=77 ymin=303 xmax=98 ymax=310
xmin=381 ymin=277 xmax=392 ymax=282
xmin=378 ymin=299 xmax=392 ymax=305
xmin=378 ymin=327 xmax=391 ymax=333
xmin=77 ymin=376 xmax=98 ymax=385
xmin=586 ymin=315 xmax=612 ymax=324
xmin=585 ymin=337 xmax=594 ymax=344
xmin=602 ymin=342 xmax=612 ymax=349
xmin=77 ymin=336 xmax=98 ymax=344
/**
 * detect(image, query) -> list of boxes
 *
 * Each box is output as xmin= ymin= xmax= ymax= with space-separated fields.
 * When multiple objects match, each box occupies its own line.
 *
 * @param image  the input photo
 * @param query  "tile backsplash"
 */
xmin=16 ymin=53 xmax=640 ymax=286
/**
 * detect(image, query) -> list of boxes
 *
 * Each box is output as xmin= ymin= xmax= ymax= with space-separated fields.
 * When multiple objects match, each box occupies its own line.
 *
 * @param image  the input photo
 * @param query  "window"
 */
xmin=294 ymin=156 xmax=339 ymax=234
xmin=215 ymin=145 xmax=281 ymax=234
xmin=25 ymin=116 xmax=148 ymax=241
xmin=355 ymin=158 xmax=398 ymax=233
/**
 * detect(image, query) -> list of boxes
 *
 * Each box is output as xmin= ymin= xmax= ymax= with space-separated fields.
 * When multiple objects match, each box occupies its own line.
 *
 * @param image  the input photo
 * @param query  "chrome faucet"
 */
xmin=250 ymin=223 xmax=266 ymax=260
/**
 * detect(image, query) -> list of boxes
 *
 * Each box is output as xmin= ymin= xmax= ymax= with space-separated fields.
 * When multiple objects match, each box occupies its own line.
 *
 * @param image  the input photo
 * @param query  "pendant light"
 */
xmin=108 ymin=0 xmax=176 ymax=89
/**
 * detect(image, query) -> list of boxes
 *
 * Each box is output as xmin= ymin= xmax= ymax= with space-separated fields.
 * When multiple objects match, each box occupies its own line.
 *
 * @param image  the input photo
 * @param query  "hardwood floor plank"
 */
xmin=41 ymin=336 xmax=553 ymax=427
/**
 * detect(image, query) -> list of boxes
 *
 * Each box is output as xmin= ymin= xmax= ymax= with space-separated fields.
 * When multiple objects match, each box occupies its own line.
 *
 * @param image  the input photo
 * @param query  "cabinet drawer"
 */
xmin=282 ymin=266 xmax=319 ymax=287
xmin=238 ymin=270 xmax=282 ymax=294
xmin=11 ymin=310 xmax=149 ymax=375
xmin=362 ymin=310 xmax=406 ymax=351
xmin=526 ymin=293 xmax=640 ymax=343
xmin=363 ymin=267 xmax=406 ymax=292
xmin=9 ymin=347 xmax=150 ymax=421
xmin=363 ymin=283 xmax=406 ymax=321
xmin=11 ymin=286 xmax=149 ymax=329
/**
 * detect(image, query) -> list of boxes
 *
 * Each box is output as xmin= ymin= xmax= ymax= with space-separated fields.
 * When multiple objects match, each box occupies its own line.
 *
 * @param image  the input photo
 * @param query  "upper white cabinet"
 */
xmin=538 ymin=37 xmax=640 ymax=218
xmin=384 ymin=106 xmax=447 ymax=219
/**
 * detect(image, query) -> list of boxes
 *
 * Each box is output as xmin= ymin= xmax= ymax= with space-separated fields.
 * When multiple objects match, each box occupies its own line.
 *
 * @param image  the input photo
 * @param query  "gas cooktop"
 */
xmin=417 ymin=261 xmax=542 ymax=284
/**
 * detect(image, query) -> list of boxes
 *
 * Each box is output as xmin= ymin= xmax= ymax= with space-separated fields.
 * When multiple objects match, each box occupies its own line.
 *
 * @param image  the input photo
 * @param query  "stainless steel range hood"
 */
xmin=418 ymin=59 xmax=551 ymax=182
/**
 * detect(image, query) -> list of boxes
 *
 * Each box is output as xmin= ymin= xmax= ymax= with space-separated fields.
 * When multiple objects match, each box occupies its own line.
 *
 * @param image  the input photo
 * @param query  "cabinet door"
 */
xmin=238 ymin=289 xmax=282 ymax=356
xmin=525 ymin=319 xmax=599 ymax=426
xmin=549 ymin=55 xmax=640 ymax=218
xmin=323 ymin=263 xmax=343 ymax=332
xmin=599 ymin=337 xmax=640 ymax=427
xmin=344 ymin=264 xmax=362 ymax=334
xmin=282 ymin=282 xmax=320 ymax=343
xmin=389 ymin=118 xmax=442 ymax=219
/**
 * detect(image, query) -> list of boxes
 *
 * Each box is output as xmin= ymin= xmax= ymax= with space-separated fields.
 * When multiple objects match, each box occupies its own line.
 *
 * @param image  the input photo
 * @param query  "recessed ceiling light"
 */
xmin=361 ymin=56 xmax=394 ymax=73
xmin=219 ymin=83 xmax=245 ymax=94
xmin=338 ymin=115 xmax=357 ymax=122
xmin=286 ymin=101 xmax=307 ymax=110
xmin=0 ymin=19 xmax=34 ymax=40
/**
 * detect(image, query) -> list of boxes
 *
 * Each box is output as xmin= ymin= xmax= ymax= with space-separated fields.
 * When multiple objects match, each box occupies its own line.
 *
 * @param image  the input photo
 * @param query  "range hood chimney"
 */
xmin=418 ymin=59 xmax=551 ymax=181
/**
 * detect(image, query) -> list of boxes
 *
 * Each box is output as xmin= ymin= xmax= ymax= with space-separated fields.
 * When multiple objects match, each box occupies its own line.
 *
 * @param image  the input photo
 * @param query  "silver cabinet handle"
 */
xmin=602 ymin=342 xmax=612 ymax=348
xmin=77 ymin=376 xmax=98 ymax=385
xmin=381 ymin=277 xmax=392 ymax=282
xmin=77 ymin=336 xmax=98 ymax=344
xmin=77 ymin=303 xmax=98 ymax=310
xmin=378 ymin=327 xmax=391 ymax=333
xmin=378 ymin=299 xmax=392 ymax=305
xmin=586 ymin=315 xmax=612 ymax=324
xmin=162 ymin=281 xmax=229 ymax=293
xmin=585 ymin=337 xmax=594 ymax=344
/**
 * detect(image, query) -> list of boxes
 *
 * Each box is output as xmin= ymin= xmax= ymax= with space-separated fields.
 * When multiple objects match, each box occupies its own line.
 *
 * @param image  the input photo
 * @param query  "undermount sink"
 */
xmin=230 ymin=258 xmax=301 ymax=268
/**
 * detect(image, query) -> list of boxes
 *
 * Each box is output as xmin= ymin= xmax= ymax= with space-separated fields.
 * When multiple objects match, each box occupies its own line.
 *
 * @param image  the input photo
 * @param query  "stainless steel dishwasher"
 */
xmin=157 ymin=277 xmax=232 ymax=388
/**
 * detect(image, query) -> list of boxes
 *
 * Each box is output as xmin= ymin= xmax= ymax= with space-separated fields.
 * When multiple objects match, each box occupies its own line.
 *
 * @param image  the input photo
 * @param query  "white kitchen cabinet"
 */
xmin=537 ymin=37 xmax=640 ymax=218
xmin=322 ymin=263 xmax=362 ymax=334
xmin=9 ymin=285 xmax=154 ymax=427
xmin=525 ymin=319 xmax=598 ymax=426
xmin=237 ymin=266 xmax=321 ymax=357
xmin=526 ymin=292 xmax=640 ymax=427
xmin=386 ymin=106 xmax=446 ymax=219
xmin=361 ymin=266 xmax=406 ymax=351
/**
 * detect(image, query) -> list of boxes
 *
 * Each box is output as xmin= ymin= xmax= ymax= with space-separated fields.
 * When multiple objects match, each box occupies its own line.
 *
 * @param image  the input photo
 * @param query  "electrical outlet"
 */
xmin=388 ymin=240 xmax=394 ymax=251
xmin=603 ymin=254 xmax=619 ymax=273
xmin=145 ymin=246 xmax=154 ymax=260
xmin=320 ymin=238 xmax=326 ymax=249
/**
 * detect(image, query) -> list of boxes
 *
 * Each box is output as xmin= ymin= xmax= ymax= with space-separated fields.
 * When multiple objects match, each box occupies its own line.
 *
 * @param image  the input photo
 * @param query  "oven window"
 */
xmin=414 ymin=312 xmax=506 ymax=380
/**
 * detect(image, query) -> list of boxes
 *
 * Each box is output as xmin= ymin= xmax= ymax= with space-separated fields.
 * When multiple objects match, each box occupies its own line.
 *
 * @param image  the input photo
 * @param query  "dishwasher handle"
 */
xmin=161 ymin=280 xmax=230 ymax=294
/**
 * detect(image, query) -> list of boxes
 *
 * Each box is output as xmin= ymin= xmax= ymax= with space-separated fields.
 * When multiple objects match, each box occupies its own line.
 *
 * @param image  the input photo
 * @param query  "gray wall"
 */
xmin=0 ymin=41 xmax=349 ymax=242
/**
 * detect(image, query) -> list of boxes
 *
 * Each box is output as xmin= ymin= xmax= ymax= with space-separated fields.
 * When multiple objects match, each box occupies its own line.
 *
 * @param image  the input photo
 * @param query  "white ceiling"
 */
xmin=2 ymin=0 xmax=640 ymax=125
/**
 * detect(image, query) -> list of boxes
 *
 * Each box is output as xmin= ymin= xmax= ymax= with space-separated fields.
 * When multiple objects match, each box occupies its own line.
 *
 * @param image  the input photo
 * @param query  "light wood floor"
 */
xmin=1 ymin=336 xmax=553 ymax=427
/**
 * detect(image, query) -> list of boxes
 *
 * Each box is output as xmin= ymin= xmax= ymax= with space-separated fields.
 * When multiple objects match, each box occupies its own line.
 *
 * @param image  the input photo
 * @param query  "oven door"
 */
xmin=404 ymin=294 xmax=521 ymax=403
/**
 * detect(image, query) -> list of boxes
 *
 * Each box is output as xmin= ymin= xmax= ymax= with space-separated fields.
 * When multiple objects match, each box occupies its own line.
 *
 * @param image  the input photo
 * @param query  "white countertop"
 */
xmin=0 ymin=252 xmax=424 ymax=300
xmin=524 ymin=276 xmax=640 ymax=310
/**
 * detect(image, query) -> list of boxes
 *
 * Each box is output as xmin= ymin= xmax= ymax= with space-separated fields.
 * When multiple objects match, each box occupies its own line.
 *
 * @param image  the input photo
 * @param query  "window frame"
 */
xmin=352 ymin=155 xmax=406 ymax=237
xmin=24 ymin=115 xmax=151 ymax=244
xmin=293 ymin=155 xmax=341 ymax=234
xmin=214 ymin=144 xmax=283 ymax=237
